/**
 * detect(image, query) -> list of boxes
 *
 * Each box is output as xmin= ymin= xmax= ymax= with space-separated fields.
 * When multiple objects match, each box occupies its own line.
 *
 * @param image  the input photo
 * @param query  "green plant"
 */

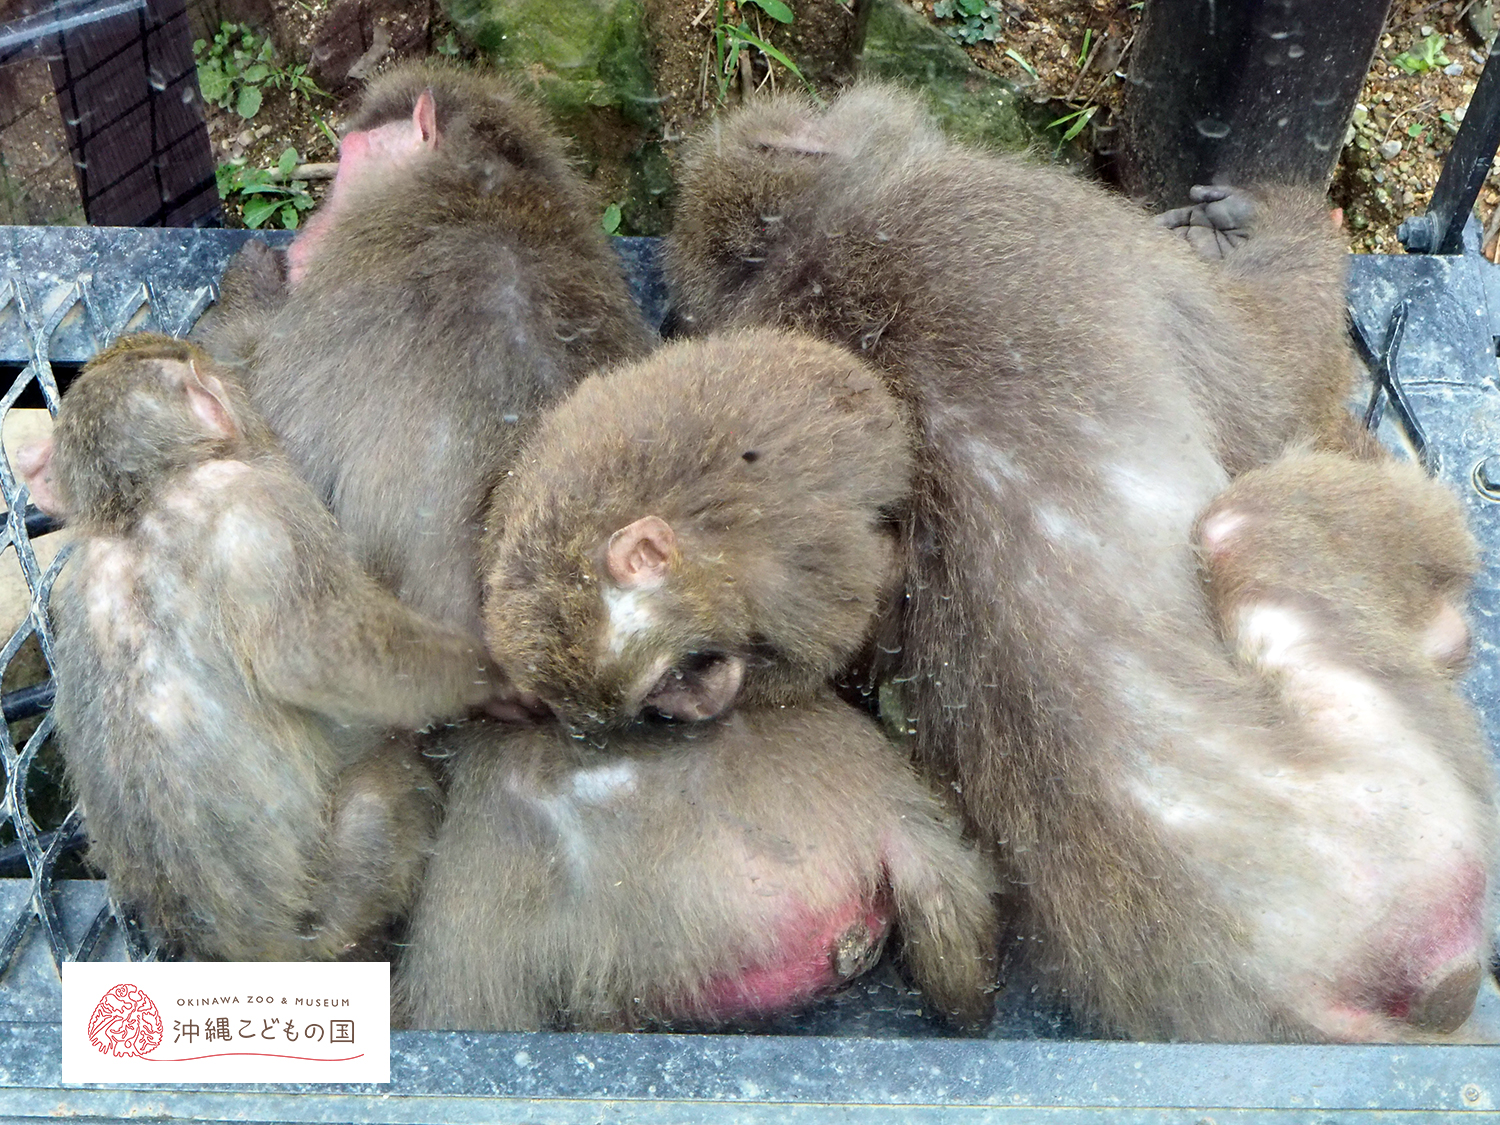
xmin=1047 ymin=104 xmax=1098 ymax=144
xmin=712 ymin=0 xmax=809 ymax=104
xmin=1392 ymin=33 xmax=1451 ymax=74
xmin=193 ymin=22 xmax=326 ymax=120
xmin=933 ymin=0 xmax=1003 ymax=45
xmin=602 ymin=202 xmax=623 ymax=235
xmin=435 ymin=30 xmax=461 ymax=58
xmin=1077 ymin=28 xmax=1092 ymax=68
xmin=217 ymin=148 xmax=317 ymax=230
xmin=1004 ymin=48 xmax=1037 ymax=78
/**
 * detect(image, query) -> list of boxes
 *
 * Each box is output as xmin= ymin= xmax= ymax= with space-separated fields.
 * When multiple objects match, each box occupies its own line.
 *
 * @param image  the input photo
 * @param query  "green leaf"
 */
xmin=728 ymin=27 xmax=805 ymax=79
xmin=278 ymin=147 xmax=299 ymax=175
xmin=602 ymin=203 xmax=622 ymax=234
xmin=746 ymin=0 xmax=794 ymax=22
xmin=197 ymin=67 xmax=230 ymax=103
xmin=236 ymin=84 xmax=262 ymax=119
xmin=933 ymin=0 xmax=955 ymax=16
xmin=243 ymin=63 xmax=270 ymax=84
xmin=280 ymin=204 xmax=299 ymax=230
xmin=1004 ymin=48 xmax=1038 ymax=78
xmin=243 ymin=197 xmax=278 ymax=228
xmin=957 ymin=0 xmax=986 ymax=13
xmin=1060 ymin=105 xmax=1097 ymax=142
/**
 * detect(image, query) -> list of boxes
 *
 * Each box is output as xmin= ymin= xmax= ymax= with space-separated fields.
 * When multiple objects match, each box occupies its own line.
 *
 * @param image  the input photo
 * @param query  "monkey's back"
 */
xmin=398 ymin=694 xmax=993 ymax=1031
xmin=238 ymin=154 xmax=653 ymax=637
xmin=52 ymin=461 xmax=354 ymax=960
xmin=665 ymin=88 xmax=1441 ymax=1040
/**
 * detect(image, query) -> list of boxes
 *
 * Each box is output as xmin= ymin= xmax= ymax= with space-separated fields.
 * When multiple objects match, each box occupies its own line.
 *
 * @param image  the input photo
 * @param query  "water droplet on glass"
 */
xmin=181 ymin=87 xmax=197 ymax=105
xmin=1268 ymin=28 xmax=1291 ymax=39
xmin=1364 ymin=784 xmax=1383 ymax=793
xmin=1277 ymin=116 xmax=1290 ymax=127
xmin=1287 ymin=44 xmax=1305 ymax=58
xmin=1196 ymin=117 xmax=1232 ymax=139
xmin=148 ymin=68 xmax=167 ymax=91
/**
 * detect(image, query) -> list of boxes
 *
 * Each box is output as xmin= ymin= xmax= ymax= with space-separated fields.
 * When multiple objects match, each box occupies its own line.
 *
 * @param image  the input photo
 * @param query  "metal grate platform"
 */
xmin=0 ymin=222 xmax=1497 ymax=1121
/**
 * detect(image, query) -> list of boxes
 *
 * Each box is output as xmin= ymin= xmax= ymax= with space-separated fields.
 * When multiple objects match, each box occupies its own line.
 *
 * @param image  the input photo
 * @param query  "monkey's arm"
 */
xmin=255 ymin=575 xmax=505 ymax=730
xmin=220 ymin=475 xmax=506 ymax=729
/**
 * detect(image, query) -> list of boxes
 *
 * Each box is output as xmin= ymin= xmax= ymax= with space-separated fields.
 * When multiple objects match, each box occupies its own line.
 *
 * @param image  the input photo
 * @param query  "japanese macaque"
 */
xmin=658 ymin=84 xmax=1494 ymax=1040
xmin=196 ymin=62 xmax=654 ymax=637
xmin=16 ymin=335 xmax=507 ymax=961
xmin=1196 ymin=451 xmax=1494 ymax=1037
xmin=482 ymin=328 xmax=912 ymax=727
xmin=396 ymin=694 xmax=999 ymax=1031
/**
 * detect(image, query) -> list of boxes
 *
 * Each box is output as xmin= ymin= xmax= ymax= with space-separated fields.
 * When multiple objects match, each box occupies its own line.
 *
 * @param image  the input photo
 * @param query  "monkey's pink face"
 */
xmin=15 ymin=438 xmax=66 ymax=517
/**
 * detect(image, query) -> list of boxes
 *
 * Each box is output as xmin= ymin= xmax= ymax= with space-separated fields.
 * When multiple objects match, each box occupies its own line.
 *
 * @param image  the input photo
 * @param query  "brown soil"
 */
xmin=1 ymin=0 xmax=1496 ymax=252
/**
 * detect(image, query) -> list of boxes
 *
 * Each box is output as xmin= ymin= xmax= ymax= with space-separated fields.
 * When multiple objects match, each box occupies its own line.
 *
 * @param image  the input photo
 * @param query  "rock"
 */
xmin=1379 ymin=139 xmax=1402 ymax=160
xmin=1444 ymin=61 xmax=1465 ymax=76
xmin=857 ymin=0 xmax=1045 ymax=153
xmin=444 ymin=0 xmax=668 ymax=234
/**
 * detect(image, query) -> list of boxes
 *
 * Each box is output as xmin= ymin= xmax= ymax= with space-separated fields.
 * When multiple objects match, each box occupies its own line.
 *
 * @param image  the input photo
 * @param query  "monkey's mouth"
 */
xmin=639 ymin=651 xmax=746 ymax=723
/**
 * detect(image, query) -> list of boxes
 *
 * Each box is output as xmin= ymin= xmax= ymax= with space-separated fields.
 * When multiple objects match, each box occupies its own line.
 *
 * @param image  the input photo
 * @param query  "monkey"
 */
xmin=195 ymin=62 xmax=655 ymax=638
xmin=482 ymin=328 xmax=913 ymax=728
xmin=1195 ymin=450 xmax=1494 ymax=1037
xmin=15 ymin=334 xmax=510 ymax=961
xmin=395 ymin=692 xmax=999 ymax=1031
xmin=653 ymin=84 xmax=1495 ymax=1040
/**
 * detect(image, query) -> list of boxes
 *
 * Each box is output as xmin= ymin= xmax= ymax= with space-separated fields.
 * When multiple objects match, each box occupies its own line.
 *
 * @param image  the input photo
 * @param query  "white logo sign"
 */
xmin=62 ymin=961 xmax=389 ymax=1084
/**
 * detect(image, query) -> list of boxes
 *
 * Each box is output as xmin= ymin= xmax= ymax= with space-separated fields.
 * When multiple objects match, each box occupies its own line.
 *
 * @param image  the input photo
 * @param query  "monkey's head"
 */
xmin=666 ymin=83 xmax=942 ymax=330
xmin=1197 ymin=451 xmax=1479 ymax=673
xmin=17 ymin=334 xmax=264 ymax=528
xmin=289 ymin=62 xmax=594 ymax=285
xmin=482 ymin=330 xmax=913 ymax=730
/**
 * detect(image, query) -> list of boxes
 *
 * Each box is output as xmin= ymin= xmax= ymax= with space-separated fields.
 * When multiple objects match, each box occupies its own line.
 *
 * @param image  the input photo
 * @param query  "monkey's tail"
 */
xmin=883 ymin=807 xmax=1002 ymax=1027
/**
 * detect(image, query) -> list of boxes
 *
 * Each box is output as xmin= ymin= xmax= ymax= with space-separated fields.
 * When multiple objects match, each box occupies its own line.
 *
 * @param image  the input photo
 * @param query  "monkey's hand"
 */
xmin=1156 ymin=185 xmax=1257 ymax=260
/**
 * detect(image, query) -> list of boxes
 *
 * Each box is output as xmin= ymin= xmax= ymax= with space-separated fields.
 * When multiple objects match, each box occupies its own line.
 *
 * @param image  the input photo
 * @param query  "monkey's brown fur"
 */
xmin=660 ymin=85 xmax=1484 ymax=1041
xmin=200 ymin=62 xmax=654 ymax=636
xmin=1195 ymin=451 xmax=1495 ymax=1037
xmin=483 ymin=328 xmax=912 ymax=727
xmin=33 ymin=334 xmax=503 ymax=960
xmin=396 ymin=693 xmax=998 ymax=1031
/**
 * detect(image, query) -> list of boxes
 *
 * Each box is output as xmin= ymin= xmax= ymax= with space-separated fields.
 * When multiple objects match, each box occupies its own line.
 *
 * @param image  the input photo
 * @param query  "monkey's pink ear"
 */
xmin=15 ymin=439 xmax=63 ymax=516
xmin=413 ymin=89 xmax=440 ymax=148
xmin=607 ymin=515 xmax=677 ymax=587
xmin=185 ymin=363 xmax=236 ymax=440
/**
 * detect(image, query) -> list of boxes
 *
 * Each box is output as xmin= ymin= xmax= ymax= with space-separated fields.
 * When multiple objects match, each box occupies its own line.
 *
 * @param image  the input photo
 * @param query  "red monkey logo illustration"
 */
xmin=87 ymin=983 xmax=163 ymax=1058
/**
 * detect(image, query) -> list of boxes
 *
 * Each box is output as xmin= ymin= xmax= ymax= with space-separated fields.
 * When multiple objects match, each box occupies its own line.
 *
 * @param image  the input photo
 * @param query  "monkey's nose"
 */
xmin=1403 ymin=954 xmax=1482 ymax=1033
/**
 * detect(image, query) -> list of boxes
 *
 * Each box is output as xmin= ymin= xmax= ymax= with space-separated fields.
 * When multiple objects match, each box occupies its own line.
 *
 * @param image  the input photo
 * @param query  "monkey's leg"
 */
xmin=883 ymin=799 xmax=1000 ymax=1026
xmin=306 ymin=738 xmax=440 ymax=959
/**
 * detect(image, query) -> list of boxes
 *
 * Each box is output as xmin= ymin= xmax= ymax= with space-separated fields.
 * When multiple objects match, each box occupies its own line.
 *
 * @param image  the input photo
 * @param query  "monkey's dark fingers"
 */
xmin=1157 ymin=185 xmax=1257 ymax=261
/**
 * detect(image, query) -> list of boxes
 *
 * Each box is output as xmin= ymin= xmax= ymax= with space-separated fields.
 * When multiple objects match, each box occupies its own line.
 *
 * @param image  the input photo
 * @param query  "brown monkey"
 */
xmin=16 ymin=334 xmax=508 ymax=961
xmin=659 ymin=85 xmax=1491 ymax=1040
xmin=396 ymin=693 xmax=998 ymax=1031
xmin=1196 ymin=451 xmax=1494 ymax=1037
xmin=483 ymin=328 xmax=912 ymax=727
xmin=197 ymin=62 xmax=654 ymax=637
